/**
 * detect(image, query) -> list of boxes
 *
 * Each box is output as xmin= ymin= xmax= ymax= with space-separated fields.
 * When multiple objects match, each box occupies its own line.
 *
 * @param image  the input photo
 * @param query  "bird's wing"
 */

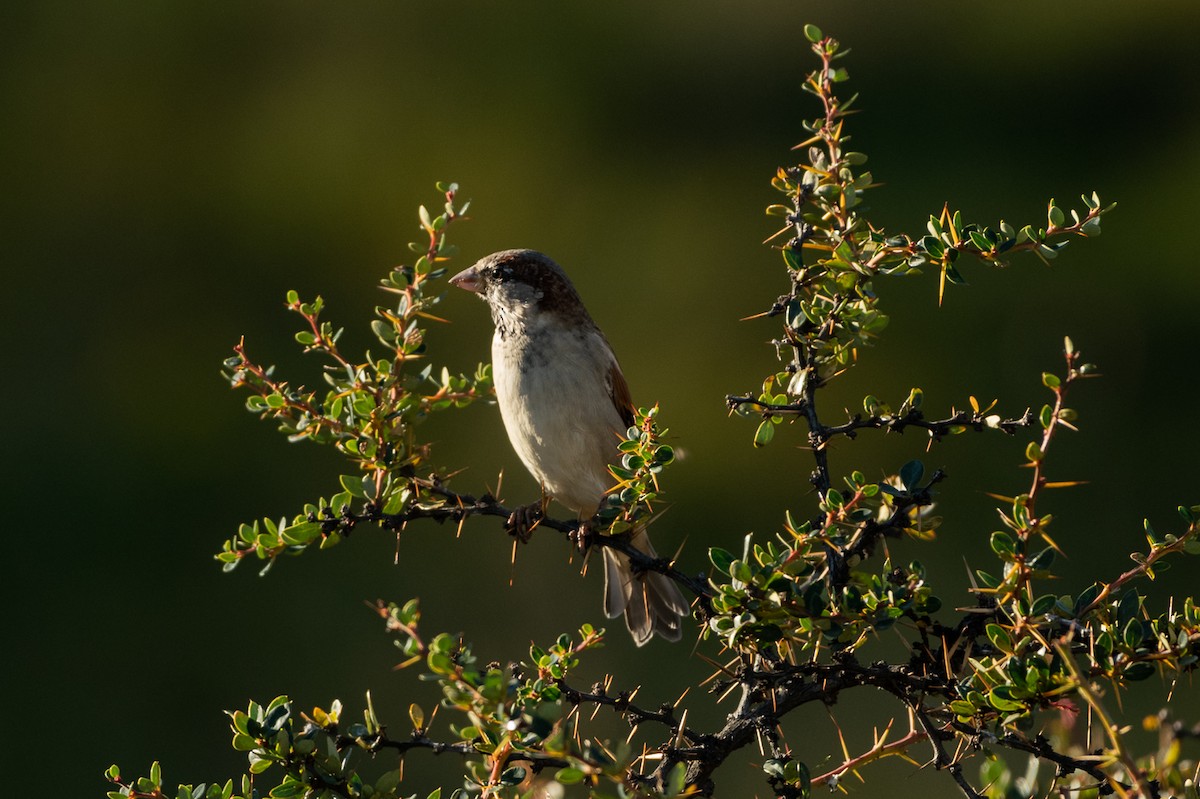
xmin=607 ymin=360 xmax=636 ymax=430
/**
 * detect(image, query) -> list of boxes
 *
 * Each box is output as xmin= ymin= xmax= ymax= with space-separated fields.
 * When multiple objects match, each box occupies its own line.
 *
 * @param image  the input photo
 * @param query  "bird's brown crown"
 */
xmin=471 ymin=249 xmax=590 ymax=320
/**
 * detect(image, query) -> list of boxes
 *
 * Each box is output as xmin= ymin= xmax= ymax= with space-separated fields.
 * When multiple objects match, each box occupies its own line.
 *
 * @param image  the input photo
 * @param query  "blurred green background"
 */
xmin=4 ymin=2 xmax=1198 ymax=796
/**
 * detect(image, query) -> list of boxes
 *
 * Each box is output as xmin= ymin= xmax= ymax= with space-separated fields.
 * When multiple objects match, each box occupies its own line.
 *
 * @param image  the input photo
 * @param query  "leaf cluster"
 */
xmin=217 ymin=184 xmax=493 ymax=573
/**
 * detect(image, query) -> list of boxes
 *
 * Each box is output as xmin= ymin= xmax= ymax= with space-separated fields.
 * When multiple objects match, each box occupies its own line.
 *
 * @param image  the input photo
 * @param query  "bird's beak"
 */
xmin=449 ymin=266 xmax=483 ymax=293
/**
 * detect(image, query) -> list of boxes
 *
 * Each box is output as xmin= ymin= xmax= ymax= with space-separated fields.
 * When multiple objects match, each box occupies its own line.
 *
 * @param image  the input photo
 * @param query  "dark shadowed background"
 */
xmin=3 ymin=2 xmax=1198 ymax=796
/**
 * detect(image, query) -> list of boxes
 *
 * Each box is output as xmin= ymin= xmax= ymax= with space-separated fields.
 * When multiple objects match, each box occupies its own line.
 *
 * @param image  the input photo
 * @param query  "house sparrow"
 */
xmin=450 ymin=249 xmax=687 ymax=645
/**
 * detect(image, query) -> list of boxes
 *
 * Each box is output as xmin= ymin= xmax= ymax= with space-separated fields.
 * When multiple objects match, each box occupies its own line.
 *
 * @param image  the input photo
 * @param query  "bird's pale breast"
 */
xmin=492 ymin=321 xmax=622 ymax=515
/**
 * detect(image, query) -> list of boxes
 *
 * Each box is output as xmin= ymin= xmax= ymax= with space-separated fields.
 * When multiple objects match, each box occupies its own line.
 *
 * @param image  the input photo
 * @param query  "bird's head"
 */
xmin=450 ymin=249 xmax=588 ymax=328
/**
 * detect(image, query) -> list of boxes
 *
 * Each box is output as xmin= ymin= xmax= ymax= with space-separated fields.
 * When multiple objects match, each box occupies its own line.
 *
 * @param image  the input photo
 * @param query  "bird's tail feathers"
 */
xmin=602 ymin=526 xmax=688 ymax=646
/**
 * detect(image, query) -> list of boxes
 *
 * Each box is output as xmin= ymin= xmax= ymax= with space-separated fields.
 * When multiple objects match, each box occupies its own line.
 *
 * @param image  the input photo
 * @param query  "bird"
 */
xmin=450 ymin=249 xmax=688 ymax=645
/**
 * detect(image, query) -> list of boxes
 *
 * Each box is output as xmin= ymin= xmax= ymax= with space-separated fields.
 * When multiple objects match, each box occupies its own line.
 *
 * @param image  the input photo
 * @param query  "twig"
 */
xmin=725 ymin=396 xmax=1034 ymax=443
xmin=912 ymin=704 xmax=985 ymax=799
xmin=812 ymin=718 xmax=926 ymax=787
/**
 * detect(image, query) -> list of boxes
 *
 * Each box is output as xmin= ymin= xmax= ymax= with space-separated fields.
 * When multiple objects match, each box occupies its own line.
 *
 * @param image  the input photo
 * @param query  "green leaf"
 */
xmin=1123 ymin=618 xmax=1143 ymax=649
xmin=263 ymin=702 xmax=290 ymax=734
xmin=709 ymin=547 xmax=735 ymax=575
xmin=987 ymin=687 xmax=1024 ymax=712
xmin=1117 ymin=591 xmax=1141 ymax=628
xmin=427 ymin=651 xmax=454 ymax=675
xmin=280 ymin=522 xmax=321 ymax=546
xmin=339 ymin=474 xmax=366 ymax=499
xmin=1073 ymin=583 xmax=1101 ymax=616
xmin=803 ymin=23 xmax=823 ymax=43
xmin=499 ymin=767 xmax=527 ymax=786
xmin=663 ymin=762 xmax=687 ymax=797
xmin=968 ymin=231 xmax=992 ymax=252
xmin=1028 ymin=547 xmax=1055 ymax=571
xmin=990 ymin=531 xmax=1016 ymax=558
xmin=784 ymin=759 xmax=811 ymax=790
xmin=754 ymin=419 xmax=775 ymax=447
xmin=370 ymin=319 xmax=397 ymax=344
xmin=782 ymin=247 xmax=803 ymax=271
xmin=232 ymin=733 xmax=257 ymax=751
xmin=899 ymin=459 xmax=924 ymax=491
xmin=730 ymin=559 xmax=753 ymax=583
xmin=949 ymin=700 xmax=976 ymax=716
xmin=986 ymin=623 xmax=1013 ymax=652
xmin=1030 ymin=595 xmax=1057 ymax=616
xmin=975 ymin=570 xmax=1000 ymax=589
xmin=1122 ymin=661 xmax=1155 ymax=682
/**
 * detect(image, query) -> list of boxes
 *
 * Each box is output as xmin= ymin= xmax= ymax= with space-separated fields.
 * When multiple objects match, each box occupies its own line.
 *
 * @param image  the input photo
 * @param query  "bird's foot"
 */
xmin=505 ymin=502 xmax=543 ymax=544
xmin=569 ymin=521 xmax=596 ymax=555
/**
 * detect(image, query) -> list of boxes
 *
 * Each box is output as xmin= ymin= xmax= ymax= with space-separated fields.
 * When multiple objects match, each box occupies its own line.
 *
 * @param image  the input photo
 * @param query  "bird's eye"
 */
xmin=493 ymin=265 xmax=514 ymax=283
